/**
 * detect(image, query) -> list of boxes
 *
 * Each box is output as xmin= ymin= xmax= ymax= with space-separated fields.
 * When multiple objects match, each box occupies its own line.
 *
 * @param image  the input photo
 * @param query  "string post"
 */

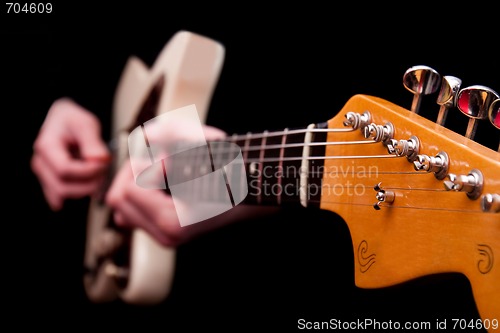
xmin=363 ymin=122 xmax=394 ymax=146
xmin=343 ymin=111 xmax=371 ymax=131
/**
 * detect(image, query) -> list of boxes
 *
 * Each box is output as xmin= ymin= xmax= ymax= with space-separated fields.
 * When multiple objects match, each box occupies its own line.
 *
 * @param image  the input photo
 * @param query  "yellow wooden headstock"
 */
xmin=321 ymin=94 xmax=499 ymax=328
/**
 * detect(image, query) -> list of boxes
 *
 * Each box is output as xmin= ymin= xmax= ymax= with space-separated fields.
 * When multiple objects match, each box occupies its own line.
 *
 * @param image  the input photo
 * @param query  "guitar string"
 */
xmin=242 ymin=183 xmax=483 ymax=212
xmin=200 ymin=138 xmax=394 ymax=160
xmin=206 ymin=135 xmax=392 ymax=159
xmin=209 ymin=132 xmax=458 ymax=192
xmin=164 ymin=127 xmax=470 ymax=194
xmin=238 ymin=140 xmax=377 ymax=151
xmin=177 ymin=136 xmax=377 ymax=155
xmin=165 ymin=162 xmax=480 ymax=211
xmin=229 ymin=127 xmax=355 ymax=141
xmin=303 ymin=200 xmax=485 ymax=213
xmin=244 ymin=155 xmax=399 ymax=162
xmin=249 ymin=182 xmax=481 ymax=212
xmin=168 ymin=150 xmax=448 ymax=191
xmin=247 ymin=184 xmax=454 ymax=193
xmin=163 ymin=120 xmax=398 ymax=161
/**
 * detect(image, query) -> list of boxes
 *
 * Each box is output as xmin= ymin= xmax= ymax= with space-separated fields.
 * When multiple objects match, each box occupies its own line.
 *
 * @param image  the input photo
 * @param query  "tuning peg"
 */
xmin=403 ymin=65 xmax=441 ymax=114
xmin=443 ymin=169 xmax=483 ymax=200
xmin=488 ymin=99 xmax=500 ymax=152
xmin=489 ymin=99 xmax=500 ymax=128
xmin=481 ymin=193 xmax=500 ymax=213
xmin=457 ymin=85 xmax=500 ymax=140
xmin=436 ymin=76 xmax=462 ymax=126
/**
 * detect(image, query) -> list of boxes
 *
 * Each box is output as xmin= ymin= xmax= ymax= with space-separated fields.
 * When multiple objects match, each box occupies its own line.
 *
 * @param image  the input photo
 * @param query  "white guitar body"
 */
xmin=83 ymin=31 xmax=225 ymax=304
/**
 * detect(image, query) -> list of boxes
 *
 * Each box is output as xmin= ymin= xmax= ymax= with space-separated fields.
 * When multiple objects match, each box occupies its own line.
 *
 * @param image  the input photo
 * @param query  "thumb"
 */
xmin=71 ymin=115 xmax=110 ymax=161
xmin=203 ymin=125 xmax=227 ymax=141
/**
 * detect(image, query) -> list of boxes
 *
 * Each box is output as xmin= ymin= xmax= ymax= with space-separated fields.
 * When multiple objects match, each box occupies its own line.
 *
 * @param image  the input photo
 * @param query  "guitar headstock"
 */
xmin=320 ymin=65 xmax=499 ymax=329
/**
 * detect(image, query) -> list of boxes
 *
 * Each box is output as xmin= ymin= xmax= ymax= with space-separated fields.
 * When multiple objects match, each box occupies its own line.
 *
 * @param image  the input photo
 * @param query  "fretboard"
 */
xmin=225 ymin=122 xmax=328 ymax=208
xmin=164 ymin=122 xmax=328 ymax=209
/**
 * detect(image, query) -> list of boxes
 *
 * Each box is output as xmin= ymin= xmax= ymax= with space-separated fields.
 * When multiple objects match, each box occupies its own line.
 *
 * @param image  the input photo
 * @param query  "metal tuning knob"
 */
xmin=403 ymin=65 xmax=441 ymax=114
xmin=436 ymin=75 xmax=462 ymax=126
xmin=488 ymin=99 xmax=500 ymax=152
xmin=413 ymin=151 xmax=449 ymax=180
xmin=443 ymin=169 xmax=484 ymax=200
xmin=481 ymin=193 xmax=500 ymax=213
xmin=456 ymin=85 xmax=500 ymax=140
xmin=489 ymin=99 xmax=500 ymax=129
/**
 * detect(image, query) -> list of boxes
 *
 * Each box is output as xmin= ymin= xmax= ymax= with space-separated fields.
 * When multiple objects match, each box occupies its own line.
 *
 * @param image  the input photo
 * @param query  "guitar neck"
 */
xmin=165 ymin=121 xmax=331 ymax=209
xmin=226 ymin=123 xmax=329 ymax=208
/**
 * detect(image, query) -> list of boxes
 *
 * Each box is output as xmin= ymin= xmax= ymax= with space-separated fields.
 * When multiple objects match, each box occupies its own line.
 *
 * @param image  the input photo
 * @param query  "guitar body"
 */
xmin=321 ymin=95 xmax=500 ymax=324
xmin=83 ymin=30 xmax=225 ymax=304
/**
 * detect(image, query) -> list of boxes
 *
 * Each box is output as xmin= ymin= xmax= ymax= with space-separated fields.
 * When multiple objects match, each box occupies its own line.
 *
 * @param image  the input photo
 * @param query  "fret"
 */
xmin=199 ymin=143 xmax=207 ymax=203
xmin=210 ymin=140 xmax=222 ymax=203
xmin=241 ymin=132 xmax=252 ymax=205
xmin=228 ymin=134 xmax=243 ymax=202
xmin=191 ymin=143 xmax=206 ymax=203
xmin=260 ymin=129 xmax=282 ymax=205
xmin=300 ymin=124 xmax=315 ymax=207
xmin=277 ymin=128 xmax=288 ymax=205
xmin=230 ymin=133 xmax=243 ymax=203
xmin=243 ymin=132 xmax=251 ymax=162
xmin=257 ymin=131 xmax=268 ymax=204
xmin=245 ymin=133 xmax=263 ymax=204
xmin=225 ymin=139 xmax=241 ymax=207
xmin=280 ymin=129 xmax=305 ymax=205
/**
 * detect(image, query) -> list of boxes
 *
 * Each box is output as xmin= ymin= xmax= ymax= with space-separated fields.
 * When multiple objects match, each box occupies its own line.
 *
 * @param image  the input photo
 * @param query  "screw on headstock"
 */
xmin=488 ymin=99 xmax=500 ymax=152
xmin=436 ymin=76 xmax=462 ymax=126
xmin=456 ymin=85 xmax=500 ymax=140
xmin=403 ymin=65 xmax=441 ymax=114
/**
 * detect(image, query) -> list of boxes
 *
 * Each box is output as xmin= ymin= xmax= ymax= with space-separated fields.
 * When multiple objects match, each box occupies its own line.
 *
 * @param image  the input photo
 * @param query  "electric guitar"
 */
xmin=83 ymin=30 xmax=225 ymax=304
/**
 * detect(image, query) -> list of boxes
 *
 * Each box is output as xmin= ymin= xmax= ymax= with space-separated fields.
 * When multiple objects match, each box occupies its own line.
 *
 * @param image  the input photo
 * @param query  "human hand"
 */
xmin=31 ymin=98 xmax=110 ymax=211
xmin=106 ymin=120 xmax=277 ymax=247
xmin=105 ymin=123 xmax=232 ymax=246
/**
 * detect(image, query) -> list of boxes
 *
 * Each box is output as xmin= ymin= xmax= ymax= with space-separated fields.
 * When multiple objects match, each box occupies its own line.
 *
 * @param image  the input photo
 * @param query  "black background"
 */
xmin=2 ymin=3 xmax=499 ymax=332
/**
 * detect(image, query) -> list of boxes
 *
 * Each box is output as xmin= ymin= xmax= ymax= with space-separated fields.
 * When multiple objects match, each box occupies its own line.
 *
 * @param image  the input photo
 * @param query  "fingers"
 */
xmin=33 ymin=104 xmax=110 ymax=180
xmin=69 ymin=111 xmax=110 ymax=161
xmin=203 ymin=125 xmax=227 ymax=141
xmin=121 ymin=181 xmax=181 ymax=238
xmin=111 ymin=200 xmax=171 ymax=246
xmin=34 ymin=136 xmax=109 ymax=181
xmin=143 ymin=119 xmax=227 ymax=147
xmin=31 ymin=154 xmax=105 ymax=211
xmin=106 ymin=162 xmax=184 ymax=246
xmin=31 ymin=98 xmax=111 ymax=210
xmin=34 ymin=98 xmax=110 ymax=180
